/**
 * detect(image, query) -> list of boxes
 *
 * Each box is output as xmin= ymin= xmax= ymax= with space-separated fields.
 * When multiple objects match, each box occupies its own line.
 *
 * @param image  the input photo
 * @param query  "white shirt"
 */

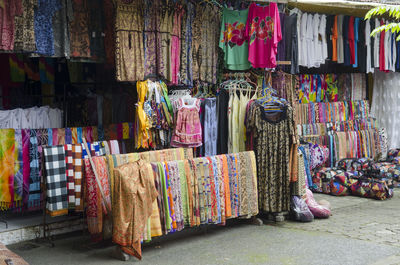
xmin=306 ymin=13 xmax=315 ymax=68
xmin=337 ymin=15 xmax=344 ymax=64
xmin=299 ymin=12 xmax=308 ymax=66
xmin=365 ymin=19 xmax=373 ymax=73
xmin=313 ymin=14 xmax=321 ymax=67
xmin=319 ymin=14 xmax=328 ymax=63
xmin=374 ymin=18 xmax=380 ymax=68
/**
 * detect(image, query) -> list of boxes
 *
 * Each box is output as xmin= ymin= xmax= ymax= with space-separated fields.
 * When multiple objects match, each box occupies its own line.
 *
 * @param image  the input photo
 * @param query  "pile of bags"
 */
xmin=312 ymin=156 xmax=398 ymax=200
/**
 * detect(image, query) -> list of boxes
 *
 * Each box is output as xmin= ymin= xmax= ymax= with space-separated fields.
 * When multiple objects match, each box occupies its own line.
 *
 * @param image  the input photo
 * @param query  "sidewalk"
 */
xmin=6 ymin=193 xmax=400 ymax=265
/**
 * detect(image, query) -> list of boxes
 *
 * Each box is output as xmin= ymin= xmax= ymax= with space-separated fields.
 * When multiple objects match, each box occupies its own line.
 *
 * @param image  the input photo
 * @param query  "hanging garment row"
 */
xmin=293 ymin=10 xmax=400 ymax=73
xmin=295 ymin=100 xmax=370 ymax=125
xmin=115 ymin=0 xmax=219 ymax=83
xmin=84 ymin=149 xmax=258 ymax=260
xmin=0 ymin=0 xmax=106 ymax=60
xmin=297 ymin=73 xmax=367 ymax=103
xmin=218 ymin=75 xmax=258 ymax=154
xmin=0 ymin=106 xmax=62 ymax=129
xmin=301 ymin=129 xmax=381 ymax=167
xmin=297 ymin=118 xmax=378 ymax=137
xmin=0 ymin=123 xmax=134 ymax=212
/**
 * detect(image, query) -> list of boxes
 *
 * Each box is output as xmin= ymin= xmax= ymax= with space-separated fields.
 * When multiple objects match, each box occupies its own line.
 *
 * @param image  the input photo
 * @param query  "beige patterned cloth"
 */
xmin=114 ymin=0 xmax=144 ymax=81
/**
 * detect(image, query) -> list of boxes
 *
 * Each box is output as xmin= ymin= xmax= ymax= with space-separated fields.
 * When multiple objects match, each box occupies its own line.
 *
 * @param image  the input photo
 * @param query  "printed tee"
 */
xmin=245 ymin=2 xmax=281 ymax=68
xmin=219 ymin=8 xmax=251 ymax=70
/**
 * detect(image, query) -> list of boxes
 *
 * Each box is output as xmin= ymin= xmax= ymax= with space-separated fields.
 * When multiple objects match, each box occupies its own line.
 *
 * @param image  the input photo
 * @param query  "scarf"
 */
xmin=0 ymin=129 xmax=15 ymax=209
xmin=84 ymin=156 xmax=111 ymax=242
xmin=21 ymin=129 xmax=30 ymax=209
xmin=14 ymin=129 xmax=23 ymax=208
xmin=73 ymin=145 xmax=83 ymax=212
xmin=28 ymin=130 xmax=41 ymax=210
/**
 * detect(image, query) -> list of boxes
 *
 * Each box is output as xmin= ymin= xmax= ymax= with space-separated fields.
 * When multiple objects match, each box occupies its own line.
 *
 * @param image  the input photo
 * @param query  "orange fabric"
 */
xmin=332 ymin=15 xmax=338 ymax=62
xmin=112 ymin=160 xmax=158 ymax=260
xmin=220 ymin=155 xmax=231 ymax=218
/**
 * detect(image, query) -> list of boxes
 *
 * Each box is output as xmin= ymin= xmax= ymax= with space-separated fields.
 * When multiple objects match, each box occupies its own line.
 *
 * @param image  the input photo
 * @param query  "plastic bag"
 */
xmin=305 ymin=188 xmax=331 ymax=218
xmin=290 ymin=196 xmax=314 ymax=222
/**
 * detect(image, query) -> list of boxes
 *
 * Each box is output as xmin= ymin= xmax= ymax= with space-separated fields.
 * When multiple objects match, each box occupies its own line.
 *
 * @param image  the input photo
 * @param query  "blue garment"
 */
xmin=353 ymin=18 xmax=360 ymax=68
xmin=77 ymin=127 xmax=83 ymax=144
xmin=34 ymin=0 xmax=61 ymax=55
xmin=47 ymin=128 xmax=53 ymax=146
xmin=299 ymin=146 xmax=313 ymax=189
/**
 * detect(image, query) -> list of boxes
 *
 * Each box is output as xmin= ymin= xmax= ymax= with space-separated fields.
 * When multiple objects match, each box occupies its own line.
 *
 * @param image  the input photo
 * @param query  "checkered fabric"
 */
xmin=44 ymin=146 xmax=68 ymax=215
xmin=73 ymin=144 xmax=83 ymax=211
xmin=64 ymin=144 xmax=75 ymax=208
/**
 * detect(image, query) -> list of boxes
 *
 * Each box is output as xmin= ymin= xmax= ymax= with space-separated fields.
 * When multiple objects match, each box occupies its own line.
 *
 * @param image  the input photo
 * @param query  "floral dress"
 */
xmin=171 ymin=98 xmax=202 ymax=148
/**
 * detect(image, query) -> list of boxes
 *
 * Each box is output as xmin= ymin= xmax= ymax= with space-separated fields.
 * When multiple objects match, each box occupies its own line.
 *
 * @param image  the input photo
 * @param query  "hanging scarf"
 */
xmin=14 ymin=130 xmax=23 ymax=208
xmin=84 ymin=156 xmax=111 ymax=242
xmin=21 ymin=129 xmax=30 ymax=209
xmin=28 ymin=130 xmax=41 ymax=210
xmin=0 ymin=129 xmax=15 ymax=209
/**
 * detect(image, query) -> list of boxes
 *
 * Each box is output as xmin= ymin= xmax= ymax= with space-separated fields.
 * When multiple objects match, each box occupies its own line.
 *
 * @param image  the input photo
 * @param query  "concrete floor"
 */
xmin=7 ymin=193 xmax=400 ymax=265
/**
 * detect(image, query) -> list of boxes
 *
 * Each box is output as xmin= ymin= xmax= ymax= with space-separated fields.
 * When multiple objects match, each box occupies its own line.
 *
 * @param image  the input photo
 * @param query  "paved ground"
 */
xmin=7 ymin=192 xmax=400 ymax=265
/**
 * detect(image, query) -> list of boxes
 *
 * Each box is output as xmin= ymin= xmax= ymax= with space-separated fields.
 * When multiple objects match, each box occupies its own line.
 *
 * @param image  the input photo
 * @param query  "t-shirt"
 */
xmin=285 ymin=13 xmax=298 ymax=74
xmin=245 ymin=2 xmax=281 ymax=68
xmin=374 ymin=18 xmax=381 ymax=69
xmin=337 ymin=15 xmax=344 ymax=64
xmin=332 ymin=15 xmax=338 ymax=62
xmin=352 ymin=17 xmax=360 ymax=68
xmin=219 ymin=8 xmax=251 ymax=70
xmin=306 ymin=13 xmax=314 ymax=68
xmin=343 ymin=16 xmax=351 ymax=66
xmin=326 ymin=15 xmax=334 ymax=60
xmin=370 ymin=19 xmax=375 ymax=69
xmin=365 ymin=19 xmax=373 ymax=73
xmin=380 ymin=19 xmax=387 ymax=71
xmin=313 ymin=14 xmax=321 ymax=67
xmin=319 ymin=14 xmax=328 ymax=63
xmin=358 ymin=19 xmax=366 ymax=72
xmin=299 ymin=12 xmax=308 ymax=66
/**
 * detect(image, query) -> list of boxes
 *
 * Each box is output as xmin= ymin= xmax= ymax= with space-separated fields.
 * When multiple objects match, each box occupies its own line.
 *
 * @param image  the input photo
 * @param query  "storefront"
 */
xmin=0 ymin=0 xmax=399 ymax=261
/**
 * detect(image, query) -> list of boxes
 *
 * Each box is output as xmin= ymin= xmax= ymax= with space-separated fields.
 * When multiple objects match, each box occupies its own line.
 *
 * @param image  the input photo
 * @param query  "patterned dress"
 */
xmin=114 ymin=0 xmax=144 ymax=81
xmin=246 ymin=102 xmax=295 ymax=213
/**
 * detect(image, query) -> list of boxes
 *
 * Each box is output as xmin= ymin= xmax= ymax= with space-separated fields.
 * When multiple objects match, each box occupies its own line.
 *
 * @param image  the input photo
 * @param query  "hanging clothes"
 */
xmin=14 ymin=0 xmax=36 ymax=52
xmin=52 ymin=0 xmax=73 ymax=57
xmin=245 ymin=2 xmax=281 ymax=69
xmin=219 ymin=8 xmax=250 ymax=71
xmin=217 ymin=89 xmax=229 ymax=155
xmin=114 ymin=0 xmax=144 ymax=81
xmin=171 ymin=98 xmax=202 ymax=148
xmin=0 ymin=0 xmax=23 ymax=51
xmin=246 ymin=102 xmax=295 ymax=213
xmin=112 ymin=159 xmax=158 ymax=260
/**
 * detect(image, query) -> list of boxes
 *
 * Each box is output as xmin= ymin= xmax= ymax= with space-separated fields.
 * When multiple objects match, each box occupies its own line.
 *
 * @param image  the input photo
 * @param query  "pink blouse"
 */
xmin=245 ymin=2 xmax=281 ymax=69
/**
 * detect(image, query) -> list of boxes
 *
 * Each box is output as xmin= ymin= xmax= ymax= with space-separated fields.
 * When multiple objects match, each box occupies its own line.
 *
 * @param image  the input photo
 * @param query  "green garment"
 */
xmin=219 ymin=8 xmax=251 ymax=70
